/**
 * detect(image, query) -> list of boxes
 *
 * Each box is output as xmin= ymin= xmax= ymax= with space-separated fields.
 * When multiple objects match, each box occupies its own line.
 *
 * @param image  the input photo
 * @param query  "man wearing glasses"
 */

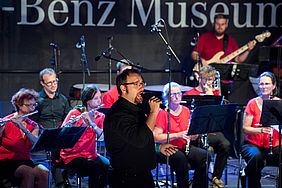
xmin=33 ymin=68 xmax=70 ymax=129
xmin=30 ymin=68 xmax=70 ymax=188
xmin=104 ymin=69 xmax=177 ymax=188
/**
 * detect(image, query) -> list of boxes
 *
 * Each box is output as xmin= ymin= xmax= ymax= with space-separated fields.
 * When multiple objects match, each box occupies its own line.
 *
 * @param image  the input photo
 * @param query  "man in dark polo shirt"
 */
xmin=104 ymin=69 xmax=177 ymax=188
xmin=35 ymin=68 xmax=70 ymax=129
xmin=31 ymin=68 xmax=71 ymax=188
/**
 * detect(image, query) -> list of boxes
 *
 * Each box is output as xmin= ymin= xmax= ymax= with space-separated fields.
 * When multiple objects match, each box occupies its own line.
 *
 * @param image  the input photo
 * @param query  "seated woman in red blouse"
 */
xmin=0 ymin=88 xmax=49 ymax=188
xmin=154 ymin=82 xmax=209 ymax=188
xmin=59 ymin=85 xmax=110 ymax=188
xmin=242 ymin=72 xmax=281 ymax=188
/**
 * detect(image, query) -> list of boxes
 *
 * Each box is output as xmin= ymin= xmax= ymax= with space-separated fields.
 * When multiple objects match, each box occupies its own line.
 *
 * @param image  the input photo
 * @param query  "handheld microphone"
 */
xmin=95 ymin=47 xmax=114 ymax=61
xmin=190 ymin=32 xmax=199 ymax=46
xmin=150 ymin=18 xmax=164 ymax=32
xmin=76 ymin=35 xmax=85 ymax=48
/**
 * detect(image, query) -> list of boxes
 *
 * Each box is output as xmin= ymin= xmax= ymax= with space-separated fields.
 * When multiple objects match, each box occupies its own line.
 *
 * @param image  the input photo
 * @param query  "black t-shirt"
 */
xmin=30 ymin=89 xmax=70 ymax=129
xmin=104 ymin=97 xmax=156 ymax=173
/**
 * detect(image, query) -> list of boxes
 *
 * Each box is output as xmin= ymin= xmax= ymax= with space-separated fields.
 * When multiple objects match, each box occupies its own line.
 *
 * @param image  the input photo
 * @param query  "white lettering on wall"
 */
xmin=96 ymin=1 xmax=116 ymax=27
xmin=18 ymin=0 xmax=45 ymax=25
xmin=48 ymin=0 xmax=69 ymax=26
xmin=166 ymin=2 xmax=189 ymax=28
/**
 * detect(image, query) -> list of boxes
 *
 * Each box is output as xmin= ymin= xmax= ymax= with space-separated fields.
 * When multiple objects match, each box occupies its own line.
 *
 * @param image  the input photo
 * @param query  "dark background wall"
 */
xmin=0 ymin=0 xmax=281 ymax=115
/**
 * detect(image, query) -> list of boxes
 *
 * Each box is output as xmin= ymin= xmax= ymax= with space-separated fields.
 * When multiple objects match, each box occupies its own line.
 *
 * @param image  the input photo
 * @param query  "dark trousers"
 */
xmin=109 ymin=169 xmax=154 ymax=188
xmin=65 ymin=156 xmax=110 ymax=188
xmin=241 ymin=141 xmax=282 ymax=188
xmin=207 ymin=132 xmax=231 ymax=179
xmin=156 ymin=145 xmax=210 ymax=188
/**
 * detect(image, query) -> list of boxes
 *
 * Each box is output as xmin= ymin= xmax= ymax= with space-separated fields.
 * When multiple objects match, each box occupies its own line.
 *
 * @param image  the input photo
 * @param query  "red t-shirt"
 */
xmin=184 ymin=88 xmax=220 ymax=96
xmin=60 ymin=109 xmax=105 ymax=164
xmin=245 ymin=98 xmax=282 ymax=148
xmin=0 ymin=114 xmax=37 ymax=160
xmin=103 ymin=86 xmax=119 ymax=108
xmin=245 ymin=98 xmax=279 ymax=148
xmin=193 ymin=32 xmax=238 ymax=62
xmin=155 ymin=106 xmax=191 ymax=149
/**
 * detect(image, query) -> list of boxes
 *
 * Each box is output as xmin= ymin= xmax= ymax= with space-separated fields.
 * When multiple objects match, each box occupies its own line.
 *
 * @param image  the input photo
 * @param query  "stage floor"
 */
xmin=31 ymin=152 xmax=278 ymax=188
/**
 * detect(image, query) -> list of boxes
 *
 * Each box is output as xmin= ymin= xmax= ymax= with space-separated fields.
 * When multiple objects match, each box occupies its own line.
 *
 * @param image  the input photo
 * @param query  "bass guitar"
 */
xmin=193 ymin=31 xmax=271 ymax=72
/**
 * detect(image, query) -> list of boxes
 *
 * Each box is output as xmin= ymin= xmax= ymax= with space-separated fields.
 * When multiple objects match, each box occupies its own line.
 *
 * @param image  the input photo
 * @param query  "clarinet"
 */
xmin=185 ymin=99 xmax=195 ymax=155
xmin=269 ymin=128 xmax=273 ymax=155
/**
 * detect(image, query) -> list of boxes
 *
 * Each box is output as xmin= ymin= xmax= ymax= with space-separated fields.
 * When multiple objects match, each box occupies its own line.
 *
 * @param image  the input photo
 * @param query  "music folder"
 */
xmin=182 ymin=95 xmax=223 ymax=108
xmin=32 ymin=126 xmax=87 ymax=152
xmin=187 ymin=104 xmax=237 ymax=135
xmin=260 ymin=100 xmax=282 ymax=129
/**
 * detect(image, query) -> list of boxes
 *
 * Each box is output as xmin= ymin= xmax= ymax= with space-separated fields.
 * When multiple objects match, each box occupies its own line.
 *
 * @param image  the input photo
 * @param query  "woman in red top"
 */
xmin=154 ymin=82 xmax=209 ymax=188
xmin=60 ymin=85 xmax=109 ymax=188
xmin=241 ymin=72 xmax=280 ymax=188
xmin=0 ymin=88 xmax=49 ymax=188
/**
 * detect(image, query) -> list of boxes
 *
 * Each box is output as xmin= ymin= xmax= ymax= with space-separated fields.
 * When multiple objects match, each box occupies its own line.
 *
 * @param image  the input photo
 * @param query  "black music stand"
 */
xmin=187 ymin=104 xmax=237 ymax=187
xmin=32 ymin=126 xmax=87 ymax=188
xmin=260 ymin=100 xmax=282 ymax=188
xmin=182 ymin=95 xmax=223 ymax=109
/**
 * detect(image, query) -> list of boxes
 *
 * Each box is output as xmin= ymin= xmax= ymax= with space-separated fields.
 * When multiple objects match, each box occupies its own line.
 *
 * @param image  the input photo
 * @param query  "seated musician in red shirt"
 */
xmin=154 ymin=82 xmax=209 ymax=188
xmin=184 ymin=65 xmax=230 ymax=187
xmin=103 ymin=59 xmax=132 ymax=108
xmin=59 ymin=85 xmax=110 ymax=188
xmin=0 ymin=88 xmax=49 ymax=188
xmin=241 ymin=72 xmax=281 ymax=188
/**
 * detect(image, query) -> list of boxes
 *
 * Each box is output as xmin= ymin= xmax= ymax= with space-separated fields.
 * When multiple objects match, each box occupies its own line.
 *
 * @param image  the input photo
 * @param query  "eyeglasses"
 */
xmin=43 ymin=78 xmax=59 ymax=87
xmin=171 ymin=92 xmax=182 ymax=97
xmin=122 ymin=81 xmax=146 ymax=87
xmin=23 ymin=103 xmax=38 ymax=107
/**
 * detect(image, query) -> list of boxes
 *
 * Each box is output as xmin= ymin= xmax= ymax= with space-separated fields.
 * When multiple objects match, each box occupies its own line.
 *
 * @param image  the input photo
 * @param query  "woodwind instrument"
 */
xmin=269 ymin=128 xmax=273 ymax=155
xmin=0 ymin=110 xmax=38 ymax=127
xmin=63 ymin=104 xmax=104 ymax=127
xmin=212 ymin=71 xmax=221 ymax=96
xmin=185 ymin=99 xmax=195 ymax=155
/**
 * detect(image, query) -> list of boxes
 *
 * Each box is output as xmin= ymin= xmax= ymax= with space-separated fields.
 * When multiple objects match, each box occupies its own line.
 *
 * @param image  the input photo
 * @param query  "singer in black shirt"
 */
xmin=104 ymin=69 xmax=177 ymax=188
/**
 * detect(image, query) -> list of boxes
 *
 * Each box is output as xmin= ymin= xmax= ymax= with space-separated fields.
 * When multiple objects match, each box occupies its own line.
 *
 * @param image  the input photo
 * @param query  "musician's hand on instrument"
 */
xmin=178 ymin=130 xmax=189 ymax=140
xmin=148 ymin=96 xmax=162 ymax=114
xmin=204 ymin=83 xmax=213 ymax=95
xmin=247 ymin=41 xmax=256 ymax=51
xmin=159 ymin=144 xmax=178 ymax=156
xmin=189 ymin=134 xmax=198 ymax=141
xmin=82 ymin=110 xmax=97 ymax=126
xmin=261 ymin=127 xmax=272 ymax=134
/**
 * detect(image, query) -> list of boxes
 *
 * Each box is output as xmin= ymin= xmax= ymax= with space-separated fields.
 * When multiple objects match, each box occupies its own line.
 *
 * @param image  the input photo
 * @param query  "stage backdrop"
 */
xmin=0 ymin=0 xmax=281 ymax=112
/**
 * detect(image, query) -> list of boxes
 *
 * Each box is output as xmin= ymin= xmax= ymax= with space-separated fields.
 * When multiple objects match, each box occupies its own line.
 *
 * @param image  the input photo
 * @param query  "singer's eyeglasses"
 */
xmin=44 ymin=78 xmax=59 ymax=87
xmin=23 ymin=103 xmax=38 ymax=108
xmin=121 ymin=81 xmax=146 ymax=88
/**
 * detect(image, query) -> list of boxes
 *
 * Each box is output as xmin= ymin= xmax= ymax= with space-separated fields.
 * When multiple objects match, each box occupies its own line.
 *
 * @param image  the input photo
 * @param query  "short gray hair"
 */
xmin=39 ymin=68 xmax=56 ymax=81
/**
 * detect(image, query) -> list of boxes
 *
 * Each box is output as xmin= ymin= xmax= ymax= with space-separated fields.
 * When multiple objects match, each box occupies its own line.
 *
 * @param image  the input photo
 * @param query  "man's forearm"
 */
xmin=146 ymin=112 xmax=158 ymax=132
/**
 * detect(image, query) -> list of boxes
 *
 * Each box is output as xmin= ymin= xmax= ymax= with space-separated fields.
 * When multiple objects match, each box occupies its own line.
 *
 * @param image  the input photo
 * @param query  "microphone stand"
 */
xmin=50 ymin=43 xmax=61 ymax=91
xmin=101 ymin=54 xmax=146 ymax=71
xmin=107 ymin=36 xmax=113 ymax=90
xmin=152 ymin=22 xmax=181 ymax=188
xmin=78 ymin=36 xmax=90 ymax=91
